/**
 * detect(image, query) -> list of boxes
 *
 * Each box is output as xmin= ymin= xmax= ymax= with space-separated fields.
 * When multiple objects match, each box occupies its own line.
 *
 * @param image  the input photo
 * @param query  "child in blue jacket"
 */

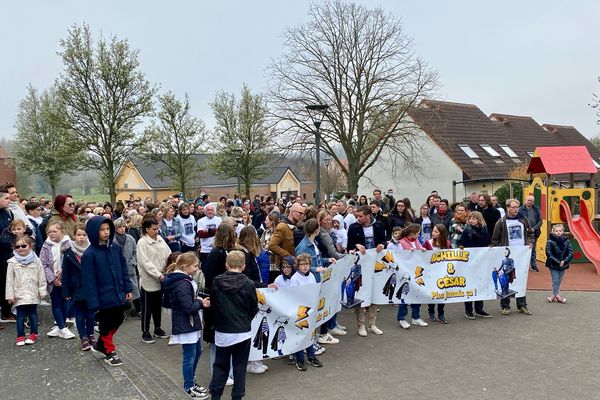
xmin=82 ymin=216 xmax=132 ymax=366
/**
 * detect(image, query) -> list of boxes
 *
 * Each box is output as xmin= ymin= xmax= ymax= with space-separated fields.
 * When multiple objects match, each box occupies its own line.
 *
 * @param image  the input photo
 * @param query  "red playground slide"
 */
xmin=559 ymin=199 xmax=600 ymax=274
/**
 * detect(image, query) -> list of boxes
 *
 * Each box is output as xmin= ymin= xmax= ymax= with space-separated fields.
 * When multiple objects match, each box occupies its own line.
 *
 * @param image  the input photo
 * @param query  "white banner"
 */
xmin=248 ymin=246 xmax=530 ymax=360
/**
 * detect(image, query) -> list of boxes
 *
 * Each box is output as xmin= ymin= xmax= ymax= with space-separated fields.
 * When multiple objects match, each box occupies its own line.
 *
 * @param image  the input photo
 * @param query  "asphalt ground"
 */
xmin=2 ymin=290 xmax=599 ymax=400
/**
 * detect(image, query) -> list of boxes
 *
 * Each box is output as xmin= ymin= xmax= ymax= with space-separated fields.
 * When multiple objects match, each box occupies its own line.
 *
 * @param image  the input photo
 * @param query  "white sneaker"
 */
xmin=329 ymin=327 xmax=347 ymax=336
xmin=47 ymin=326 xmax=60 ymax=337
xmin=58 ymin=327 xmax=76 ymax=339
xmin=225 ymin=377 xmax=234 ymax=386
xmin=336 ymin=323 xmax=347 ymax=331
xmin=246 ymin=361 xmax=266 ymax=374
xmin=317 ymin=333 xmax=340 ymax=344
xmin=313 ymin=343 xmax=326 ymax=355
xmin=368 ymin=325 xmax=383 ymax=335
xmin=40 ymin=299 xmax=50 ymax=306
xmin=357 ymin=326 xmax=368 ymax=337
xmin=412 ymin=318 xmax=429 ymax=327
xmin=256 ymin=360 xmax=269 ymax=371
xmin=65 ymin=317 xmax=76 ymax=326
xmin=398 ymin=320 xmax=411 ymax=329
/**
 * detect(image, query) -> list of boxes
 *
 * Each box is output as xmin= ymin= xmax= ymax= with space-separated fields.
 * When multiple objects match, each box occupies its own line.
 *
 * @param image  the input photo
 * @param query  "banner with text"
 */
xmin=249 ymin=246 xmax=530 ymax=360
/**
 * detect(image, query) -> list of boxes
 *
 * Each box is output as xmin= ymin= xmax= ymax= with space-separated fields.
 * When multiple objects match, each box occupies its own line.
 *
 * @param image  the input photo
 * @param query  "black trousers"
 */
xmin=464 ymin=301 xmax=484 ymax=314
xmin=500 ymin=296 xmax=527 ymax=309
xmin=209 ymin=338 xmax=251 ymax=400
xmin=140 ymin=288 xmax=162 ymax=334
xmin=96 ymin=307 xmax=125 ymax=355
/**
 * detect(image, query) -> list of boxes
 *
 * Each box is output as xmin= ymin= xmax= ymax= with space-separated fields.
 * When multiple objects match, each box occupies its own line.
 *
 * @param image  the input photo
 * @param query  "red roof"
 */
xmin=527 ymin=146 xmax=597 ymax=175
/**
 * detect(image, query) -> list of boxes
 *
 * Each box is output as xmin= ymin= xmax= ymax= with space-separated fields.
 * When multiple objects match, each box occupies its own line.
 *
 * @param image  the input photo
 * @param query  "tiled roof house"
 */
xmin=358 ymin=100 xmax=600 ymax=203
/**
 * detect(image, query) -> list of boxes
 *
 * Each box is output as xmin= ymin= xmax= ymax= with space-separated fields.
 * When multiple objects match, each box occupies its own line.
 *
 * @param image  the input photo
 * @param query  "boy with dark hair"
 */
xmin=209 ymin=250 xmax=258 ymax=400
xmin=82 ymin=216 xmax=132 ymax=366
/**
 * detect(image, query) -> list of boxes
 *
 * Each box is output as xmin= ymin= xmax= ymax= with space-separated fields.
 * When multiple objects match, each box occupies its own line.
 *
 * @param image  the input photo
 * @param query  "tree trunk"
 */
xmin=347 ymin=168 xmax=360 ymax=195
xmin=50 ymin=183 xmax=57 ymax=199
xmin=107 ymin=162 xmax=117 ymax=204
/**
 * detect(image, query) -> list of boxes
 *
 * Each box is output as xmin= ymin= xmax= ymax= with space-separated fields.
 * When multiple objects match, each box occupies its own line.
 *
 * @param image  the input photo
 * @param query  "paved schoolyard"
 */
xmin=2 ymin=290 xmax=599 ymax=400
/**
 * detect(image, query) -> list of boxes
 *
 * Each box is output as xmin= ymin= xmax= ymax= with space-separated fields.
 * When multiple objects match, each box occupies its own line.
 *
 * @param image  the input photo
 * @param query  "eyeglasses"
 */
xmin=65 ymin=203 xmax=75 ymax=207
xmin=14 ymin=244 xmax=28 ymax=249
xmin=84 ymin=209 xmax=92 ymax=213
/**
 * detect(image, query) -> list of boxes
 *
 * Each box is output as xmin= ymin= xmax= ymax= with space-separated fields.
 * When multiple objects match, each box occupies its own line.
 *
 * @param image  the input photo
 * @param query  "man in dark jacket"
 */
xmin=83 ymin=216 xmax=132 ymax=366
xmin=491 ymin=199 xmax=534 ymax=316
xmin=0 ymin=190 xmax=14 ymax=324
xmin=209 ymin=250 xmax=258 ymax=400
xmin=431 ymin=199 xmax=454 ymax=230
xmin=518 ymin=195 xmax=543 ymax=271
xmin=477 ymin=194 xmax=501 ymax=243
xmin=346 ymin=205 xmax=386 ymax=337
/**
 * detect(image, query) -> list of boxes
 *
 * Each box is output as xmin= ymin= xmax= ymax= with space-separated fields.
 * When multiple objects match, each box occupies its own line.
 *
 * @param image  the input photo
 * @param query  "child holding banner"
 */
xmin=425 ymin=224 xmax=451 ymax=323
xmin=290 ymin=254 xmax=323 ymax=371
xmin=397 ymin=224 xmax=428 ymax=330
xmin=458 ymin=211 xmax=492 ymax=319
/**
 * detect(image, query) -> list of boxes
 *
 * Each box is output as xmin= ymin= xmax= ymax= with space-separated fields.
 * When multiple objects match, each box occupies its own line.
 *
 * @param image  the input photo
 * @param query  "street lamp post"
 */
xmin=232 ymin=149 xmax=242 ymax=196
xmin=323 ymin=157 xmax=331 ymax=202
xmin=306 ymin=104 xmax=329 ymax=205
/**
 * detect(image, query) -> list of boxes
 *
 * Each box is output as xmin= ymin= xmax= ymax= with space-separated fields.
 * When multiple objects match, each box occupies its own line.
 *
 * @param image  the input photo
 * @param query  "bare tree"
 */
xmin=55 ymin=24 xmax=156 ymax=203
xmin=137 ymin=92 xmax=206 ymax=196
xmin=268 ymin=0 xmax=437 ymax=193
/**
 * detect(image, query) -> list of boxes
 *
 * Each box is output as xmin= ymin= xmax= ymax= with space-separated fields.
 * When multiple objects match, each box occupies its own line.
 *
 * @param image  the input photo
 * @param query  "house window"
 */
xmin=458 ymin=144 xmax=479 ymax=159
xmin=124 ymin=183 xmax=128 ymax=189
xmin=480 ymin=144 xmax=501 ymax=158
xmin=303 ymin=193 xmax=306 ymax=199
xmin=593 ymin=160 xmax=600 ymax=169
xmin=499 ymin=144 xmax=518 ymax=158
xmin=527 ymin=152 xmax=534 ymax=157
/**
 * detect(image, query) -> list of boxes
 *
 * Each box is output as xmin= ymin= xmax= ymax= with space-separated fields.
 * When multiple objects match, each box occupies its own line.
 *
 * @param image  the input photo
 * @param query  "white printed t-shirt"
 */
xmin=197 ymin=216 xmax=223 ymax=254
xmin=506 ymin=218 xmax=525 ymax=247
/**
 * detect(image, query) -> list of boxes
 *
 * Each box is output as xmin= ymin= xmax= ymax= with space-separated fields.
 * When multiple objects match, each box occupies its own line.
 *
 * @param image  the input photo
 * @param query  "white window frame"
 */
xmin=499 ymin=144 xmax=518 ymax=158
xmin=480 ymin=144 xmax=501 ymax=158
xmin=458 ymin=144 xmax=480 ymax=159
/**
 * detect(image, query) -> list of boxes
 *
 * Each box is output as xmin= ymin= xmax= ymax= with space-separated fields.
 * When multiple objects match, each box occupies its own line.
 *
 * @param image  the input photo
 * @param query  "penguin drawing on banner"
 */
xmin=270 ymin=316 xmax=289 ymax=356
xmin=379 ymin=250 xmax=400 ymax=303
xmin=395 ymin=272 xmax=411 ymax=303
xmin=252 ymin=290 xmax=272 ymax=359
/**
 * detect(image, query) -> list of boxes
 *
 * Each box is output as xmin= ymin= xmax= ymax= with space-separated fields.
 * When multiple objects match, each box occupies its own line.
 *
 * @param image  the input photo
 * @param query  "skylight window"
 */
xmin=499 ymin=145 xmax=518 ymax=158
xmin=480 ymin=144 xmax=501 ymax=158
xmin=458 ymin=144 xmax=479 ymax=159
xmin=594 ymin=160 xmax=600 ymax=169
xmin=527 ymin=152 xmax=534 ymax=157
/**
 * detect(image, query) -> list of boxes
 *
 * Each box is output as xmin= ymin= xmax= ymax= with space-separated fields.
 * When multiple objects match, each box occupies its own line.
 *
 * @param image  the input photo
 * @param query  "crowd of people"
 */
xmin=0 ymin=184 xmax=574 ymax=400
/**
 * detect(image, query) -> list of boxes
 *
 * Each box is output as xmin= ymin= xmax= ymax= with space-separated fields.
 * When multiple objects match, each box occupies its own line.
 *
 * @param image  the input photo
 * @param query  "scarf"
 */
xmin=71 ymin=240 xmax=90 ymax=258
xmin=115 ymin=232 xmax=126 ymax=247
xmin=13 ymin=250 xmax=37 ymax=265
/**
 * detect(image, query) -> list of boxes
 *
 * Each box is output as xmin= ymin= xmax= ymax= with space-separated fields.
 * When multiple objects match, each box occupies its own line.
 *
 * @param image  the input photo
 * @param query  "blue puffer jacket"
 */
xmin=163 ymin=271 xmax=203 ymax=335
xmin=62 ymin=246 xmax=87 ymax=302
xmin=82 ymin=216 xmax=132 ymax=312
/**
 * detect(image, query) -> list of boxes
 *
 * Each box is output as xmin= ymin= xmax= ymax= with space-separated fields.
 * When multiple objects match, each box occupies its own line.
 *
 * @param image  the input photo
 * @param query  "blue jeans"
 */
xmin=50 ymin=286 xmax=71 ymax=329
xmin=397 ymin=304 xmax=421 ymax=321
xmin=295 ymin=343 xmax=316 ymax=362
xmin=16 ymin=304 xmax=38 ymax=337
xmin=550 ymin=269 xmax=566 ymax=295
xmin=182 ymin=338 xmax=202 ymax=391
xmin=73 ymin=300 xmax=96 ymax=339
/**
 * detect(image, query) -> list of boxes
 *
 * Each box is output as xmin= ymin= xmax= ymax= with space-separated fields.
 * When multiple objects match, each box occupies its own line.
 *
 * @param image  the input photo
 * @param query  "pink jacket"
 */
xmin=399 ymin=237 xmax=423 ymax=250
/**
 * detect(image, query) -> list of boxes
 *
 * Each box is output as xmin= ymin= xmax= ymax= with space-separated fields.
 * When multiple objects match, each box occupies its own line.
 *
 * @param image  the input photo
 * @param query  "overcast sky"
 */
xmin=2 ymin=1 xmax=599 ymax=140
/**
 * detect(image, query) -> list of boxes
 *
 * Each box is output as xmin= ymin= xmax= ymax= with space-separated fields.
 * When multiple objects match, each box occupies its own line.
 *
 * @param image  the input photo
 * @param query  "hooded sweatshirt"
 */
xmin=212 ymin=271 xmax=258 ymax=334
xmin=82 ymin=216 xmax=132 ymax=312
xmin=163 ymin=271 xmax=203 ymax=336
